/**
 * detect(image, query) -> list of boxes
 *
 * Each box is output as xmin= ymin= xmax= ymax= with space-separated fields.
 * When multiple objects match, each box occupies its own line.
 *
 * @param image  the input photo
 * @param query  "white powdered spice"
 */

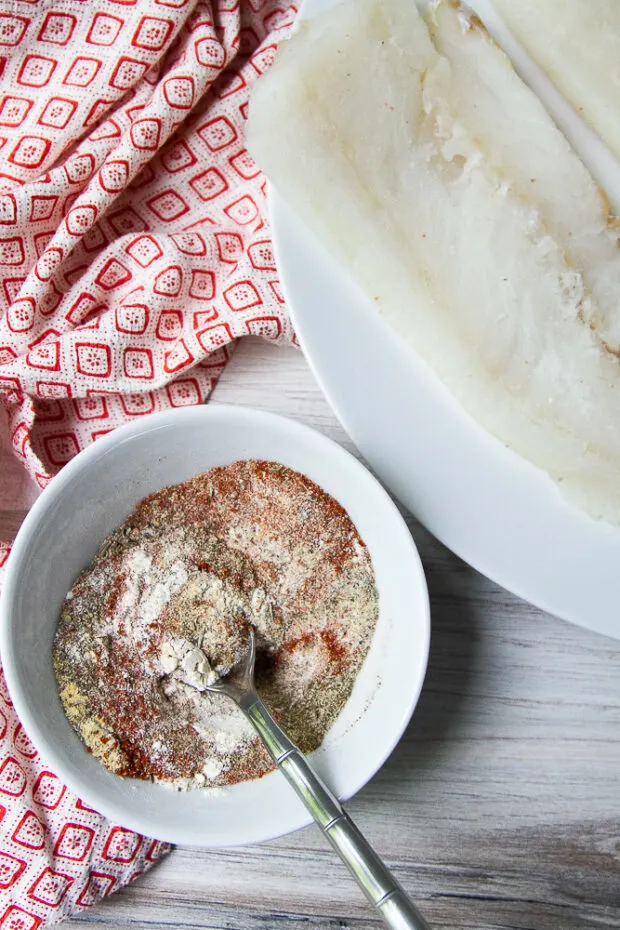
xmin=54 ymin=462 xmax=379 ymax=791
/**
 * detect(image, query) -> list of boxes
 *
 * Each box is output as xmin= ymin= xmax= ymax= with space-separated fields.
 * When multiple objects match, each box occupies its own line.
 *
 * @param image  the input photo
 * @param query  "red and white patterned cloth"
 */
xmin=0 ymin=0 xmax=296 ymax=924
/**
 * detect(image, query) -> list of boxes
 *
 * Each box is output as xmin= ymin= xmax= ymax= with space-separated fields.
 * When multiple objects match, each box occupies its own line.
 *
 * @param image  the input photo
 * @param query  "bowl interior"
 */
xmin=1 ymin=405 xmax=429 ymax=846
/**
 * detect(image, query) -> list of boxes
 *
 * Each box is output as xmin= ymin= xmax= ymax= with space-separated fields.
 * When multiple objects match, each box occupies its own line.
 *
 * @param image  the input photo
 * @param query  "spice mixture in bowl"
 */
xmin=0 ymin=406 xmax=429 ymax=846
xmin=53 ymin=461 xmax=379 ymax=790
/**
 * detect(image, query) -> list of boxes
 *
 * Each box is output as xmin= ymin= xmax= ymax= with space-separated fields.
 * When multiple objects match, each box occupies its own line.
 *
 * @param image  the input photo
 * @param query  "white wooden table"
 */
xmin=2 ymin=337 xmax=620 ymax=930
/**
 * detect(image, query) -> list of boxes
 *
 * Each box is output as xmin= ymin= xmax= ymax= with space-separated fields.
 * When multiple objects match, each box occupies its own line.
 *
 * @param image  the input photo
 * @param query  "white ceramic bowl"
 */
xmin=0 ymin=405 xmax=429 ymax=847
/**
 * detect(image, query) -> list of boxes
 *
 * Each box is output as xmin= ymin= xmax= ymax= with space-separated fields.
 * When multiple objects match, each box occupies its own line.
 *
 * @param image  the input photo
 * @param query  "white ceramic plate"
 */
xmin=271 ymin=0 xmax=620 ymax=641
xmin=0 ymin=406 xmax=429 ymax=847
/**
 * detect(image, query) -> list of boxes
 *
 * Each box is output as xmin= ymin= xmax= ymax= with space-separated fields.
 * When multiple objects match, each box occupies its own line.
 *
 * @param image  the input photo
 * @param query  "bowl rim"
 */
xmin=0 ymin=404 xmax=430 ymax=845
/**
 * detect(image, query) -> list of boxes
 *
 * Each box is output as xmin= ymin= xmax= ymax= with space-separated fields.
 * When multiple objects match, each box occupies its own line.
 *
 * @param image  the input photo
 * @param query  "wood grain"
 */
xmin=2 ymin=338 xmax=619 ymax=929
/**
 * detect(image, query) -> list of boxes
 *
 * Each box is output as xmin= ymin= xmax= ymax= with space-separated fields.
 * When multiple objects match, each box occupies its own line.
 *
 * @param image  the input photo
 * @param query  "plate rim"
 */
xmin=270 ymin=187 xmax=620 ymax=642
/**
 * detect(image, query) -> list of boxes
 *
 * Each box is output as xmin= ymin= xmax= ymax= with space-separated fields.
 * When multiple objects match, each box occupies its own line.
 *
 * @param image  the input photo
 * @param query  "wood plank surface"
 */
xmin=2 ymin=337 xmax=619 ymax=930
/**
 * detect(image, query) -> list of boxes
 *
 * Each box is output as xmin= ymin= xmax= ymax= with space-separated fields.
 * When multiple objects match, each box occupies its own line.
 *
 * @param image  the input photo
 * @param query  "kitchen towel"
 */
xmin=0 ymin=0 xmax=296 ymax=923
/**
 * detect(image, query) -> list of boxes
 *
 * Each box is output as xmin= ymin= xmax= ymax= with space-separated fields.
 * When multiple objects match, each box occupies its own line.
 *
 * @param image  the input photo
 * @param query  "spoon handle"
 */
xmin=240 ymin=691 xmax=432 ymax=930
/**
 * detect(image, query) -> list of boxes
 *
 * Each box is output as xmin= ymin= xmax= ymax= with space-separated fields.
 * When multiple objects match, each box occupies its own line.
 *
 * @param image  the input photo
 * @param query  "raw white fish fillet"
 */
xmin=247 ymin=0 xmax=620 ymax=522
xmin=493 ymin=0 xmax=620 ymax=162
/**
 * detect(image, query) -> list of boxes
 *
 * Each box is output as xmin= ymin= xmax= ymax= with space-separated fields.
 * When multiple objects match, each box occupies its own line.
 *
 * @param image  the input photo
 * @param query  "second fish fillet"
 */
xmin=248 ymin=0 xmax=620 ymax=522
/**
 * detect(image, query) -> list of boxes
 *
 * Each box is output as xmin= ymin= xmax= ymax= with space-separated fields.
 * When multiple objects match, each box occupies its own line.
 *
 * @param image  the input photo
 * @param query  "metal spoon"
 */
xmin=202 ymin=628 xmax=432 ymax=930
